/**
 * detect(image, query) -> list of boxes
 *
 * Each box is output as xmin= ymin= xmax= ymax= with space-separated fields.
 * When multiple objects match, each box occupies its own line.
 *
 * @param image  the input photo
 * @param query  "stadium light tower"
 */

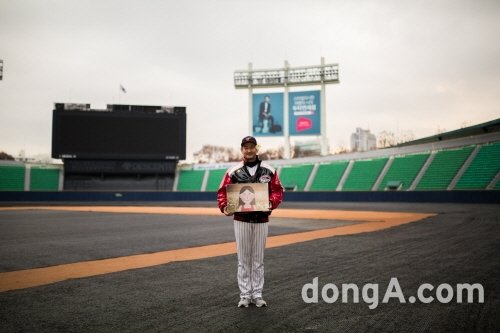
xmin=234 ymin=58 xmax=339 ymax=158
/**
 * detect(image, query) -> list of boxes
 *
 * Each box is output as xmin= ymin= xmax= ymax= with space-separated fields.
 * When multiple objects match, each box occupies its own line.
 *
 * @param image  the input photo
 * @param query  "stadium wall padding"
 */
xmin=0 ymin=190 xmax=499 ymax=203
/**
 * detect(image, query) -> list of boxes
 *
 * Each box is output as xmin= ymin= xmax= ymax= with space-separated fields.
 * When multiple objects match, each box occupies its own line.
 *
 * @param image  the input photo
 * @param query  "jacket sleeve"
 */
xmin=217 ymin=170 xmax=233 ymax=214
xmin=268 ymin=170 xmax=284 ymax=210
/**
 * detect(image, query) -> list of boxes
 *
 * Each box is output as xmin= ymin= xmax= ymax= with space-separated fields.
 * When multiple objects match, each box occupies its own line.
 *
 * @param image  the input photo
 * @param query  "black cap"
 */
xmin=241 ymin=136 xmax=257 ymax=146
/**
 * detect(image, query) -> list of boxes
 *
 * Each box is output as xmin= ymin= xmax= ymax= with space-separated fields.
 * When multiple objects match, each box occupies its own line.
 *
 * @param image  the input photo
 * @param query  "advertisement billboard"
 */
xmin=252 ymin=92 xmax=284 ymax=137
xmin=289 ymin=90 xmax=321 ymax=136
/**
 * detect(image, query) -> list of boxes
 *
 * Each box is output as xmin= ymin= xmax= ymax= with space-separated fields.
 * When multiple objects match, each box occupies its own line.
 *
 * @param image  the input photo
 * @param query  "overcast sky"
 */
xmin=1 ymin=0 xmax=499 ymax=161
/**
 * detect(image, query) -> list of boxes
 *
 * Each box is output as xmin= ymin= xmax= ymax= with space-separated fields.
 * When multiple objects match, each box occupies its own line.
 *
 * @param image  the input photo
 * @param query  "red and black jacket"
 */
xmin=217 ymin=158 xmax=284 ymax=223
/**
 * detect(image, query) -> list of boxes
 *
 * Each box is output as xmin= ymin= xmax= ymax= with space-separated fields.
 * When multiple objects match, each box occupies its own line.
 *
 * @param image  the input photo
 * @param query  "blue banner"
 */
xmin=289 ymin=91 xmax=321 ymax=136
xmin=252 ymin=93 xmax=284 ymax=137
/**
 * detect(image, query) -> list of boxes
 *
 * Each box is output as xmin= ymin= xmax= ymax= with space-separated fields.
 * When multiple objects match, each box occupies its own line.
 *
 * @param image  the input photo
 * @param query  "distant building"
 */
xmin=351 ymin=128 xmax=376 ymax=152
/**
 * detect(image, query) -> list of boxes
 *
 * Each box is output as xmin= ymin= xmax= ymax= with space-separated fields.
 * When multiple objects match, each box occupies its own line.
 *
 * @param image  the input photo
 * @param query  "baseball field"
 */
xmin=0 ymin=202 xmax=498 ymax=332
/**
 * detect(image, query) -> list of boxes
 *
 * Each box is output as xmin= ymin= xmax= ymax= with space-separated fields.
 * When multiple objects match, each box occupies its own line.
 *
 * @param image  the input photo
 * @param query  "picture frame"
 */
xmin=226 ymin=183 xmax=270 ymax=214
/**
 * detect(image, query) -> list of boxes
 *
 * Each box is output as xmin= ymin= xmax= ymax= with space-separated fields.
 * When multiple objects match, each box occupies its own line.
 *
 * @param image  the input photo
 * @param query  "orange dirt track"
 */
xmin=0 ymin=206 xmax=434 ymax=292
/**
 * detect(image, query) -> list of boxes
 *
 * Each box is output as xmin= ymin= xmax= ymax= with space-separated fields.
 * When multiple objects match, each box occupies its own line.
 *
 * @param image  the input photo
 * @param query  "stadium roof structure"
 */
xmin=397 ymin=118 xmax=500 ymax=147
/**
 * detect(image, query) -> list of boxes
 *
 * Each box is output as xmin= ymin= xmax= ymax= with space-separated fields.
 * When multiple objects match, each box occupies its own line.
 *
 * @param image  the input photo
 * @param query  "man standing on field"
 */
xmin=217 ymin=136 xmax=284 ymax=308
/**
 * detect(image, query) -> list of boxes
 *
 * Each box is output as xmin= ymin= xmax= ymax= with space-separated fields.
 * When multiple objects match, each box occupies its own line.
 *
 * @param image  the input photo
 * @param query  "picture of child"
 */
xmin=225 ymin=183 xmax=270 ymax=214
xmin=238 ymin=185 xmax=257 ymax=211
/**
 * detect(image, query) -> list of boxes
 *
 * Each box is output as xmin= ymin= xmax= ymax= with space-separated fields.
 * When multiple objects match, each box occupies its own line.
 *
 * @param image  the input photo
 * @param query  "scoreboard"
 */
xmin=52 ymin=104 xmax=186 ymax=161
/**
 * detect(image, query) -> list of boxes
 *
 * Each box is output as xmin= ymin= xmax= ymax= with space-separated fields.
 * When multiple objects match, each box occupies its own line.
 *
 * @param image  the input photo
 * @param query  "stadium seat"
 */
xmin=455 ymin=142 xmax=500 ymax=189
xmin=30 ymin=166 xmax=60 ymax=191
xmin=377 ymin=153 xmax=430 ymax=191
xmin=278 ymin=164 xmax=314 ymax=191
xmin=415 ymin=146 xmax=474 ymax=190
xmin=176 ymin=169 xmax=205 ymax=191
xmin=0 ymin=164 xmax=25 ymax=191
xmin=310 ymin=161 xmax=349 ymax=191
xmin=205 ymin=169 xmax=227 ymax=191
xmin=343 ymin=158 xmax=388 ymax=191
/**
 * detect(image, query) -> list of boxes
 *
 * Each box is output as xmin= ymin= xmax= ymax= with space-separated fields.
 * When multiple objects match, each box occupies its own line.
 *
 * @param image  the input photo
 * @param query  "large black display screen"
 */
xmin=52 ymin=108 xmax=186 ymax=160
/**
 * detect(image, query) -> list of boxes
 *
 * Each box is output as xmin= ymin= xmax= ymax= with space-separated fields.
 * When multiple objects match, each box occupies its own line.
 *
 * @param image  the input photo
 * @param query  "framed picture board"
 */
xmin=226 ymin=183 xmax=269 ymax=214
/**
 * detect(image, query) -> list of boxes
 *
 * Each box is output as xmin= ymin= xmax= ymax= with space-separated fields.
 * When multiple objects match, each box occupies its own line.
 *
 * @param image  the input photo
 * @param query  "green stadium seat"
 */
xmin=30 ymin=166 xmax=60 ymax=191
xmin=455 ymin=142 xmax=500 ymax=190
xmin=310 ymin=161 xmax=349 ymax=191
xmin=278 ymin=164 xmax=314 ymax=191
xmin=343 ymin=158 xmax=388 ymax=191
xmin=177 ymin=169 xmax=205 ymax=191
xmin=378 ymin=153 xmax=430 ymax=190
xmin=0 ymin=164 xmax=25 ymax=191
xmin=205 ymin=169 xmax=227 ymax=191
xmin=416 ymin=146 xmax=474 ymax=190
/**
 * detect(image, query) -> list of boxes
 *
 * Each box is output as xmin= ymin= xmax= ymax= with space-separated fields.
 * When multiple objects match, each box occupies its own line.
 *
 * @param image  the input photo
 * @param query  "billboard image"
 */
xmin=252 ymin=92 xmax=284 ymax=137
xmin=289 ymin=90 xmax=321 ymax=136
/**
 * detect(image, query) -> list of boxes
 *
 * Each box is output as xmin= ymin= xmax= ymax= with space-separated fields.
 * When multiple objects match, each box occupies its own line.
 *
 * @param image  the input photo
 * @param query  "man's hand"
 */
xmin=223 ymin=206 xmax=234 ymax=216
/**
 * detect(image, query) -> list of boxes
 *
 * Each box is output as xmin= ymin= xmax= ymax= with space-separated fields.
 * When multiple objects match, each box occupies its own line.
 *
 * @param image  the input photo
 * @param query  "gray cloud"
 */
xmin=0 ymin=0 xmax=499 ymax=159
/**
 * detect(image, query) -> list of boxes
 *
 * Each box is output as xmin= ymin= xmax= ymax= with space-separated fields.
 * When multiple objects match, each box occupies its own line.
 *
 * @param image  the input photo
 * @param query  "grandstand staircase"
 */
xmin=24 ymin=164 xmax=31 ymax=191
xmin=201 ymin=170 xmax=210 ymax=191
xmin=304 ymin=163 xmax=320 ymax=191
xmin=409 ymin=151 xmax=436 ymax=190
xmin=372 ymin=156 xmax=394 ymax=191
xmin=447 ymin=145 xmax=481 ymax=190
xmin=173 ymin=168 xmax=180 ymax=191
xmin=336 ymin=160 xmax=354 ymax=191
xmin=487 ymin=172 xmax=500 ymax=190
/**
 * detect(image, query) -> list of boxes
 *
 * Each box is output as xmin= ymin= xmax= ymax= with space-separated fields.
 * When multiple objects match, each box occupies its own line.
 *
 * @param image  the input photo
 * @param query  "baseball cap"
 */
xmin=241 ymin=136 xmax=257 ymax=146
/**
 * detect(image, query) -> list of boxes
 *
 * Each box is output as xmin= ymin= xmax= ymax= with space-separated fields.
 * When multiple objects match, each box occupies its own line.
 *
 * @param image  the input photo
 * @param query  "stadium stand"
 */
xmin=455 ymin=142 xmax=500 ymax=189
xmin=310 ymin=161 xmax=349 ymax=191
xmin=0 ymin=164 xmax=25 ymax=191
xmin=377 ymin=153 xmax=430 ymax=191
xmin=30 ymin=166 xmax=60 ymax=191
xmin=176 ymin=169 xmax=204 ymax=191
xmin=1 ymin=125 xmax=499 ymax=194
xmin=415 ymin=146 xmax=474 ymax=190
xmin=205 ymin=169 xmax=226 ymax=191
xmin=342 ymin=158 xmax=388 ymax=191
xmin=278 ymin=164 xmax=314 ymax=191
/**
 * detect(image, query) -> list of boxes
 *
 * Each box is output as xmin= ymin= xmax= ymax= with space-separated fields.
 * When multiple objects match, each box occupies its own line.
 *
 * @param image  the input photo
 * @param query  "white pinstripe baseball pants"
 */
xmin=234 ymin=220 xmax=268 ymax=299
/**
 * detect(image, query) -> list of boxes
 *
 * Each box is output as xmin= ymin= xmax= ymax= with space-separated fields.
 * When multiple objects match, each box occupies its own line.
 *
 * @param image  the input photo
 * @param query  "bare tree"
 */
xmin=193 ymin=145 xmax=239 ymax=164
xmin=193 ymin=144 xmax=286 ymax=163
xmin=334 ymin=145 xmax=350 ymax=154
xmin=397 ymin=130 xmax=415 ymax=144
xmin=377 ymin=131 xmax=396 ymax=148
xmin=0 ymin=151 xmax=15 ymax=160
xmin=259 ymin=147 xmax=284 ymax=160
